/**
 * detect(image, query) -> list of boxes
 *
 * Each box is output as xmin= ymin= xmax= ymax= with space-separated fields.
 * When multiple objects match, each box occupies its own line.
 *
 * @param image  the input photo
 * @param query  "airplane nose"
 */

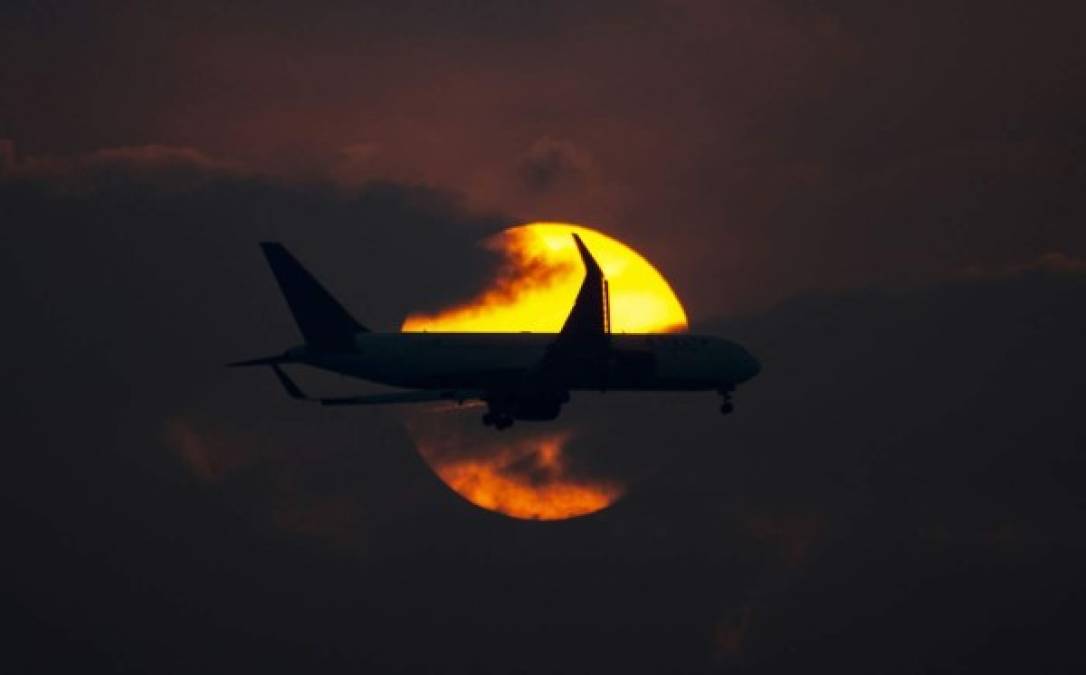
xmin=738 ymin=348 xmax=761 ymax=382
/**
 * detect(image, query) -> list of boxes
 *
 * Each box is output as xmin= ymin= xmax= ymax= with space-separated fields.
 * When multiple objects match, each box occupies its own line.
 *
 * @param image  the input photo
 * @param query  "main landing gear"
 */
xmin=718 ymin=384 xmax=735 ymax=416
xmin=482 ymin=411 xmax=514 ymax=430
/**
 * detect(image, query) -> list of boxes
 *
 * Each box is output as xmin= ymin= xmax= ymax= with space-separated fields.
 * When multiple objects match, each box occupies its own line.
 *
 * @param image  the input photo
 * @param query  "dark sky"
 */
xmin=5 ymin=0 xmax=1085 ymax=313
xmin=3 ymin=1 xmax=1085 ymax=673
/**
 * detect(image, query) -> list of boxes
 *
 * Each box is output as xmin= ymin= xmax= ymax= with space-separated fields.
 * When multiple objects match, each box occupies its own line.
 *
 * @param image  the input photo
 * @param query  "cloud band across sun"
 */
xmin=402 ymin=223 xmax=688 ymax=334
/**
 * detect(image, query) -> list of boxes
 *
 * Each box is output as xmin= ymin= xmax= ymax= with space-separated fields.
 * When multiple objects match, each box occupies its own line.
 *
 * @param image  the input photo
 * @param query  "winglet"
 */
xmin=571 ymin=233 xmax=603 ymax=280
xmin=558 ymin=233 xmax=610 ymax=339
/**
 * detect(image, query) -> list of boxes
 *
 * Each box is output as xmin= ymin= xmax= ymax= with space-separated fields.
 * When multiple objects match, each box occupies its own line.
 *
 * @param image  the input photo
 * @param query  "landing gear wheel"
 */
xmin=483 ymin=411 xmax=514 ymax=429
xmin=720 ymin=401 xmax=734 ymax=416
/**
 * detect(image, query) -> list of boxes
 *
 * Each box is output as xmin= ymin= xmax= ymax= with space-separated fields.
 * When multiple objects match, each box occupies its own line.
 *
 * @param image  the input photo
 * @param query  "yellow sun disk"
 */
xmin=401 ymin=223 xmax=688 ymax=334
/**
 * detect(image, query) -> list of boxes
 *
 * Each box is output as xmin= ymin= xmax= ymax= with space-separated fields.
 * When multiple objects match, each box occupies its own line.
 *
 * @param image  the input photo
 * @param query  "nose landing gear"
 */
xmin=718 ymin=384 xmax=735 ymax=416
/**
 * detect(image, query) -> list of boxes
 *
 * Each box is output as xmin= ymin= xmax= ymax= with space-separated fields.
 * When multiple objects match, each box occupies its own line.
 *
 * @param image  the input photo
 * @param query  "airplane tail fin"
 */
xmin=259 ymin=242 xmax=367 ymax=350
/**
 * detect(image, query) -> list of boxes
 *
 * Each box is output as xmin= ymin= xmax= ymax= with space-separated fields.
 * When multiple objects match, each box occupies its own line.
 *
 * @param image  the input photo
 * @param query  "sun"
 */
xmin=401 ymin=222 xmax=688 ymax=334
xmin=400 ymin=222 xmax=687 ymax=520
xmin=401 ymin=422 xmax=624 ymax=521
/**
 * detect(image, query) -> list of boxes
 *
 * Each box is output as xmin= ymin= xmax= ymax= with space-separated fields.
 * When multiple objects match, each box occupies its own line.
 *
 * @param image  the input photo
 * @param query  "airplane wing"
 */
xmin=270 ymin=364 xmax=483 ymax=407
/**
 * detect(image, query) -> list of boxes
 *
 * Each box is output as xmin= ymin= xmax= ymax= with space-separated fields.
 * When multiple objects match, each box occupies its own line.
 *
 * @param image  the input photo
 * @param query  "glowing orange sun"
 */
xmin=402 ymin=222 xmax=688 ymax=334
xmin=401 ymin=222 xmax=688 ymax=520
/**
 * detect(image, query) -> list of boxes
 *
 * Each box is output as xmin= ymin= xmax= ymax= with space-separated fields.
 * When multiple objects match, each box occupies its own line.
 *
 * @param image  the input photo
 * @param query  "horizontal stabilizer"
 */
xmin=227 ymin=354 xmax=288 ymax=368
xmin=260 ymin=242 xmax=367 ymax=350
xmin=271 ymin=364 xmax=306 ymax=399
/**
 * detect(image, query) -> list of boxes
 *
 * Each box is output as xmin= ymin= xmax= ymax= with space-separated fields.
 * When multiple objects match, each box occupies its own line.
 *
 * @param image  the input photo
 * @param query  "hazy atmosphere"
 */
xmin=3 ymin=1 xmax=1085 ymax=672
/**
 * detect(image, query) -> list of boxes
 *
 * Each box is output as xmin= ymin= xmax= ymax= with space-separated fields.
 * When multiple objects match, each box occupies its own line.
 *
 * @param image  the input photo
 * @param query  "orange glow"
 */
xmin=416 ymin=432 xmax=622 ymax=520
xmin=402 ymin=222 xmax=688 ymax=333
xmin=402 ymin=223 xmax=683 ymax=520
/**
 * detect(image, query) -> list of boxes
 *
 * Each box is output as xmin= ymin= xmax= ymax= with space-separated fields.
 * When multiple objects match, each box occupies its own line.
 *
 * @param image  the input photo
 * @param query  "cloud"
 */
xmin=961 ymin=251 xmax=1086 ymax=279
xmin=5 ymin=138 xmax=1086 ymax=673
xmin=7 ymin=1 xmax=1085 ymax=315
xmin=2 ymin=142 xmax=250 ymax=192
xmin=327 ymin=142 xmax=430 ymax=187
xmin=714 ymin=606 xmax=754 ymax=662
xmin=0 ymin=144 xmax=511 ymax=326
xmin=743 ymin=511 xmax=824 ymax=568
xmin=0 ymin=138 xmax=14 ymax=173
xmin=517 ymin=137 xmax=599 ymax=193
xmin=165 ymin=418 xmax=255 ymax=483
xmin=400 ymin=226 xmax=578 ymax=330
xmin=1 ymin=143 xmax=513 ymax=553
xmin=4 ymin=1 xmax=1086 ymax=669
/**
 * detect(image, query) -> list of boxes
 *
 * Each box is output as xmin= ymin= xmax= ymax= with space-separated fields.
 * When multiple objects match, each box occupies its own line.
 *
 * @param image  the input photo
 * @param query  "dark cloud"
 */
xmin=1 ymin=144 xmax=509 ymax=327
xmin=4 ymin=2 xmax=1086 ymax=672
xmin=3 ymin=144 xmax=250 ymax=194
xmin=5 ymin=146 xmax=1085 ymax=670
xmin=5 ymin=1 xmax=1083 ymax=314
xmin=962 ymin=250 xmax=1086 ymax=279
xmin=517 ymin=137 xmax=598 ymax=193
xmin=0 ymin=138 xmax=15 ymax=172
xmin=1 ymin=146 xmax=506 ymax=557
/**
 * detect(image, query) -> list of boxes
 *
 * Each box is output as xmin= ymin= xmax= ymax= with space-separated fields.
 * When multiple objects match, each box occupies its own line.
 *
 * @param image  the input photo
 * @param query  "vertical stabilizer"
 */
xmin=259 ymin=242 xmax=367 ymax=350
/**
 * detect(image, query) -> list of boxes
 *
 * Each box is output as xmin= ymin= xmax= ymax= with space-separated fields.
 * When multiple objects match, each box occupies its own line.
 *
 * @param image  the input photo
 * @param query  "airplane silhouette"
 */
xmin=231 ymin=234 xmax=760 ymax=429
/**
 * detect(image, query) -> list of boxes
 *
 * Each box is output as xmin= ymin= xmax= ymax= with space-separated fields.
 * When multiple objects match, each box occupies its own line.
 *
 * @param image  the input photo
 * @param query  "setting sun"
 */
xmin=414 ymin=431 xmax=622 ymax=521
xmin=401 ymin=223 xmax=686 ymax=520
xmin=402 ymin=222 xmax=688 ymax=334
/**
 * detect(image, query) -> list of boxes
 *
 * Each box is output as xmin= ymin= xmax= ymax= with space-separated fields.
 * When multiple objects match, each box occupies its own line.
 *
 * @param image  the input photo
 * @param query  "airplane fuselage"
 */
xmin=291 ymin=331 xmax=760 ymax=392
xmin=237 ymin=236 xmax=761 ymax=428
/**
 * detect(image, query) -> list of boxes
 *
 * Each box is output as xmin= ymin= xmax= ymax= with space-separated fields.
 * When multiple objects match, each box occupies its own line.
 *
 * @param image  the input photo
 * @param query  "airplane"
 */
xmin=231 ymin=234 xmax=760 ymax=430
